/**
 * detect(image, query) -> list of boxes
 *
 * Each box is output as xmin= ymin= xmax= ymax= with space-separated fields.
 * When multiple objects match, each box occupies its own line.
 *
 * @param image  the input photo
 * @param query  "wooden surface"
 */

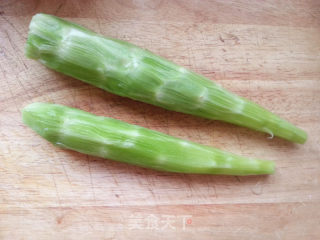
xmin=1 ymin=0 xmax=320 ymax=239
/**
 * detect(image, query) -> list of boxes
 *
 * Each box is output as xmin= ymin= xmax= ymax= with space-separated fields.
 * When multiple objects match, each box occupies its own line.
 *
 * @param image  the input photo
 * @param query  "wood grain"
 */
xmin=0 ymin=0 xmax=319 ymax=239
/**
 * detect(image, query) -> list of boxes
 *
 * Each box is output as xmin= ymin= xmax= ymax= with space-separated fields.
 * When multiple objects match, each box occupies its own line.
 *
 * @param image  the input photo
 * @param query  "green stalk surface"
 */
xmin=23 ymin=103 xmax=275 ymax=176
xmin=25 ymin=13 xmax=307 ymax=143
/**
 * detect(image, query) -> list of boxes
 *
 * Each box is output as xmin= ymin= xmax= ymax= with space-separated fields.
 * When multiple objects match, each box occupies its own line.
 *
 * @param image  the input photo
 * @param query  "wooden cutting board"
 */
xmin=1 ymin=0 xmax=319 ymax=239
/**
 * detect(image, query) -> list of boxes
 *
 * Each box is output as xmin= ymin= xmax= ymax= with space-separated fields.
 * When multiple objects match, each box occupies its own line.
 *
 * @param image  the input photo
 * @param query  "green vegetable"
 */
xmin=23 ymin=103 xmax=275 ymax=176
xmin=25 ymin=13 xmax=307 ymax=144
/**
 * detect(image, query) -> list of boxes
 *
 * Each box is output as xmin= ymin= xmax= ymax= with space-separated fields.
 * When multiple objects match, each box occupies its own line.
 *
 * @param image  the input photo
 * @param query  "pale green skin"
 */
xmin=23 ymin=103 xmax=274 ymax=175
xmin=25 ymin=14 xmax=307 ymax=144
